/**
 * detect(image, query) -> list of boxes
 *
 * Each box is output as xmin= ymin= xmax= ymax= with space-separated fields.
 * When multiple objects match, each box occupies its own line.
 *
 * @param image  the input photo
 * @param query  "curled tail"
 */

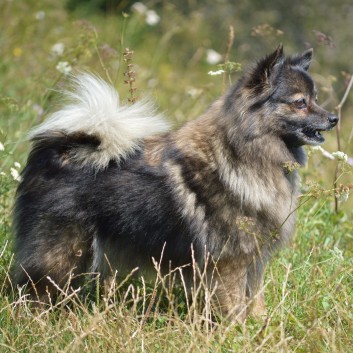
xmin=29 ymin=73 xmax=170 ymax=170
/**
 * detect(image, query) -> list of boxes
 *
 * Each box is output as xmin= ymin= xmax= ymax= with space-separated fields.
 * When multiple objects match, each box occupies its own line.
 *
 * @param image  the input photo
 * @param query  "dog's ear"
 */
xmin=247 ymin=44 xmax=285 ymax=90
xmin=289 ymin=48 xmax=313 ymax=71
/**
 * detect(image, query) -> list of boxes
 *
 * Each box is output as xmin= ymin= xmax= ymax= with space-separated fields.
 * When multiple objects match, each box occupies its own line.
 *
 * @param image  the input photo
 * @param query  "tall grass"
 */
xmin=1 ymin=198 xmax=352 ymax=352
xmin=1 ymin=1 xmax=352 ymax=352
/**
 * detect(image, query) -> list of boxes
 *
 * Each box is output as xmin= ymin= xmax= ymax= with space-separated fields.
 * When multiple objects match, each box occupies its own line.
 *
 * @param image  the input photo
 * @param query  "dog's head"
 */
xmin=244 ymin=45 xmax=338 ymax=146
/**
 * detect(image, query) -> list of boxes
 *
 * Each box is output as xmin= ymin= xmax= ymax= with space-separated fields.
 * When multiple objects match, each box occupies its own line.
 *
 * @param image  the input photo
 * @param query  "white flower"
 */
xmin=208 ymin=69 xmax=225 ymax=76
xmin=35 ymin=11 xmax=45 ymax=20
xmin=0 ymin=172 xmax=5 ymax=176
xmin=56 ymin=61 xmax=72 ymax=75
xmin=131 ymin=2 xmax=148 ymax=14
xmin=10 ymin=168 xmax=22 ymax=182
xmin=206 ymin=49 xmax=223 ymax=65
xmin=145 ymin=10 xmax=160 ymax=26
xmin=51 ymin=43 xmax=65 ymax=57
xmin=14 ymin=162 xmax=21 ymax=169
xmin=311 ymin=146 xmax=335 ymax=160
xmin=131 ymin=3 xmax=160 ymax=26
xmin=0 ymin=142 xmax=4 ymax=151
xmin=332 ymin=151 xmax=348 ymax=162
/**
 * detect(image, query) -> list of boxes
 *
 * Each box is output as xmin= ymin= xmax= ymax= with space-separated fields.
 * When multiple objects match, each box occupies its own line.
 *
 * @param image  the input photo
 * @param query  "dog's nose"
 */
xmin=328 ymin=114 xmax=338 ymax=126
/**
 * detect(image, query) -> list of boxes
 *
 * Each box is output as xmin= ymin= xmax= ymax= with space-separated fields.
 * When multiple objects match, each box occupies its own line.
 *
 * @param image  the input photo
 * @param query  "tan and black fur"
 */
xmin=12 ymin=46 xmax=337 ymax=320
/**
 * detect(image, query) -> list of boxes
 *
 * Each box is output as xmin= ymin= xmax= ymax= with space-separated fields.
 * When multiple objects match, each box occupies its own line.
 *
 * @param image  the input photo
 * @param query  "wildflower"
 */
xmin=283 ymin=161 xmax=301 ymax=173
xmin=332 ymin=151 xmax=348 ymax=162
xmin=14 ymin=162 xmax=21 ymax=169
xmin=13 ymin=47 xmax=22 ymax=57
xmin=35 ymin=11 xmax=45 ymax=20
xmin=131 ymin=3 xmax=160 ymax=26
xmin=0 ymin=172 xmax=5 ymax=176
xmin=311 ymin=146 xmax=334 ymax=160
xmin=0 ymin=142 xmax=4 ymax=151
xmin=206 ymin=49 xmax=222 ymax=65
xmin=208 ymin=69 xmax=225 ymax=76
xmin=56 ymin=61 xmax=72 ymax=75
xmin=51 ymin=43 xmax=64 ymax=57
xmin=10 ymin=168 xmax=22 ymax=182
xmin=145 ymin=10 xmax=160 ymax=26
xmin=131 ymin=2 xmax=148 ymax=14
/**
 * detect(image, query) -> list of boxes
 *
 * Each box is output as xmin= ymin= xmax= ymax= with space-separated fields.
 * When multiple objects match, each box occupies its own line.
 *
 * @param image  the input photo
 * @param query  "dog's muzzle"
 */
xmin=328 ymin=114 xmax=338 ymax=127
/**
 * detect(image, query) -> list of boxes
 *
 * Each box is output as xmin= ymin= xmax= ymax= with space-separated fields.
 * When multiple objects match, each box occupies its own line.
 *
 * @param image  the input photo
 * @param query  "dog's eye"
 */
xmin=294 ymin=98 xmax=307 ymax=109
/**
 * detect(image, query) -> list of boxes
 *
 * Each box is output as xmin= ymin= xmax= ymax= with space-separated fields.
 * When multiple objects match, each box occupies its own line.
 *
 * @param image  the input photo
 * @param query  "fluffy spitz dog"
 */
xmin=13 ymin=46 xmax=337 ymax=320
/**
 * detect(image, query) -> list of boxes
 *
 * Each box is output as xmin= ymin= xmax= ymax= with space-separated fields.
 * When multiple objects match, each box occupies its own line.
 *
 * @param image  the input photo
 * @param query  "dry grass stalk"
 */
xmin=333 ymin=73 xmax=353 ymax=212
xmin=123 ymin=47 xmax=138 ymax=104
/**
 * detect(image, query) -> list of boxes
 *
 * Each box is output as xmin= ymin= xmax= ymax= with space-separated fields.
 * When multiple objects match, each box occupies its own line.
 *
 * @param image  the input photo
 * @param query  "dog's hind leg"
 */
xmin=13 ymin=223 xmax=92 ymax=304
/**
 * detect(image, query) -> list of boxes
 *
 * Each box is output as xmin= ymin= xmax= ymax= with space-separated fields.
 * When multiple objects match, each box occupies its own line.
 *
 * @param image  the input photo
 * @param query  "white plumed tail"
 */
xmin=29 ymin=73 xmax=170 ymax=170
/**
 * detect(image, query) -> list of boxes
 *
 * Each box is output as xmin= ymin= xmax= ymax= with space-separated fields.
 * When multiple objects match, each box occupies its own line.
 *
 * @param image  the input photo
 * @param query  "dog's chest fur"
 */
xmin=142 ymin=113 xmax=301 ymax=264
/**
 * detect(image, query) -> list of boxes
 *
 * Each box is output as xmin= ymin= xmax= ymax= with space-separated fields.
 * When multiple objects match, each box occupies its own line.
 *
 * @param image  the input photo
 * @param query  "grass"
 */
xmin=1 ymin=0 xmax=353 ymax=352
xmin=1 ymin=198 xmax=352 ymax=352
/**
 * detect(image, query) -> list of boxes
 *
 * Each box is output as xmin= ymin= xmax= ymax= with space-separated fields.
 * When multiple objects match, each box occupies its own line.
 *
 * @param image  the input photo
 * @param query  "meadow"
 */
xmin=1 ymin=0 xmax=353 ymax=351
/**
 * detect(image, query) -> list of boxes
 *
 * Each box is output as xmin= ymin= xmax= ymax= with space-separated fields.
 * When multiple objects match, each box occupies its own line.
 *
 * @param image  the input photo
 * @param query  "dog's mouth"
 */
xmin=300 ymin=127 xmax=326 ymax=145
xmin=282 ymin=123 xmax=334 ymax=147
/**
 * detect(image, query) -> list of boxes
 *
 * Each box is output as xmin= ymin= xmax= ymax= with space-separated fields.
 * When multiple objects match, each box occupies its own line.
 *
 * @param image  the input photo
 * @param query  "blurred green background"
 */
xmin=0 ymin=0 xmax=352 ymax=197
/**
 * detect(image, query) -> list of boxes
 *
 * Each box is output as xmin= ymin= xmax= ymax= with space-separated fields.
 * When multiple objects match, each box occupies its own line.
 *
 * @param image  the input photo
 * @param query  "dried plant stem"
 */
xmin=90 ymin=26 xmax=113 ymax=85
xmin=344 ymin=76 xmax=353 ymax=148
xmin=123 ymin=48 xmax=138 ymax=104
xmin=333 ymin=73 xmax=353 ymax=213
xmin=223 ymin=25 xmax=234 ymax=91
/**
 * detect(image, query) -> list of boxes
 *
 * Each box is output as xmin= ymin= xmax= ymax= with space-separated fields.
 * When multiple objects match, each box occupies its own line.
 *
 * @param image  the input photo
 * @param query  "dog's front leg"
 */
xmin=246 ymin=258 xmax=267 ymax=318
xmin=214 ymin=259 xmax=247 ymax=322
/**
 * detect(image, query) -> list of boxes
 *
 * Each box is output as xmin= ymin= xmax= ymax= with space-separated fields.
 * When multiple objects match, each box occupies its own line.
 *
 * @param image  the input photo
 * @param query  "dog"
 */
xmin=12 ymin=45 xmax=338 ymax=320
